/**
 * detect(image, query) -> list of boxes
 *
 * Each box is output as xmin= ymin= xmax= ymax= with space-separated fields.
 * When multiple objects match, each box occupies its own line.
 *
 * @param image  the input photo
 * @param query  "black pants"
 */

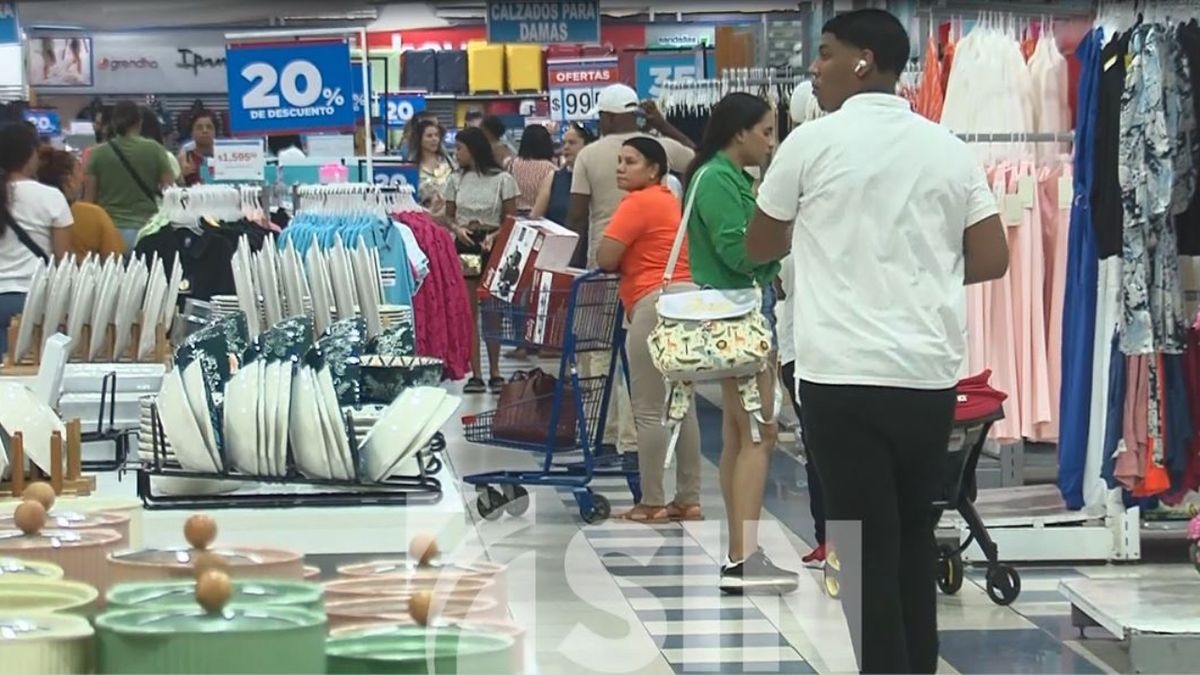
xmin=797 ymin=379 xmax=955 ymax=675
xmin=780 ymin=362 xmax=825 ymax=545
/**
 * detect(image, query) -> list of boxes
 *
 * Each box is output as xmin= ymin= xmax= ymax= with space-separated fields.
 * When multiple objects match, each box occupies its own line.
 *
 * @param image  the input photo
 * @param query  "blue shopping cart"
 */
xmin=461 ymin=270 xmax=640 ymax=523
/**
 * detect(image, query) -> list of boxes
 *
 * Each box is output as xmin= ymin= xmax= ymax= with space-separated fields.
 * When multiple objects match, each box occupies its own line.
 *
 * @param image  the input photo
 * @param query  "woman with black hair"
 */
xmin=444 ymin=126 xmax=519 ymax=394
xmin=509 ymin=124 xmax=557 ymax=212
xmin=480 ymin=115 xmax=513 ymax=168
xmin=533 ymin=123 xmax=594 ymax=266
xmin=408 ymin=118 xmax=454 ymax=221
xmin=139 ymin=106 xmax=182 ymax=183
xmin=596 ymin=136 xmax=702 ymax=523
xmin=179 ymin=110 xmax=218 ymax=186
xmin=684 ymin=92 xmax=796 ymax=594
xmin=0 ymin=122 xmax=73 ymax=352
xmin=84 ymin=101 xmax=173 ymax=247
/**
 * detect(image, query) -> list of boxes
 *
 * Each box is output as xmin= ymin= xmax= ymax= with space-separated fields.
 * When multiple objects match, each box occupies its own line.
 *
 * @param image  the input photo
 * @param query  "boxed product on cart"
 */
xmin=523 ymin=267 xmax=588 ymax=347
xmin=481 ymin=218 xmax=579 ymax=303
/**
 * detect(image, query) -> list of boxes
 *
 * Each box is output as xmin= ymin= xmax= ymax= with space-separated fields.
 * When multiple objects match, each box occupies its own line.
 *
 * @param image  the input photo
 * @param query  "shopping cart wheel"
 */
xmin=476 ymin=487 xmax=505 ymax=521
xmin=503 ymin=485 xmax=530 ymax=517
xmin=985 ymin=564 xmax=1021 ymax=606
xmin=580 ymin=492 xmax=611 ymax=524
xmin=937 ymin=545 xmax=964 ymax=595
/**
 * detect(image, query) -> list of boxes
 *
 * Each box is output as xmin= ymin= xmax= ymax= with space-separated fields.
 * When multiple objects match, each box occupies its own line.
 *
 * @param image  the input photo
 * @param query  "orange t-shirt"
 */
xmin=603 ymin=184 xmax=692 ymax=314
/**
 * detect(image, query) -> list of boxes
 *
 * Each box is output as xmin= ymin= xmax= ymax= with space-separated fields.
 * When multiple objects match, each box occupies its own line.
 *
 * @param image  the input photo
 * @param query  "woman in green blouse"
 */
xmin=684 ymin=92 xmax=796 ymax=595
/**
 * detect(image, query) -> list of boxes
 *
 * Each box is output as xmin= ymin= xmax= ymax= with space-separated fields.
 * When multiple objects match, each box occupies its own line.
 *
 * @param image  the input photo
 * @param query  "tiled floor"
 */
xmin=306 ymin=357 xmax=1183 ymax=674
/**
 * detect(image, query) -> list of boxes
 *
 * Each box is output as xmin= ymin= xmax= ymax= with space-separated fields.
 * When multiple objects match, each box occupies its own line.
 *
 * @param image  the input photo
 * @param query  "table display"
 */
xmin=0 ymin=613 xmax=95 ymax=675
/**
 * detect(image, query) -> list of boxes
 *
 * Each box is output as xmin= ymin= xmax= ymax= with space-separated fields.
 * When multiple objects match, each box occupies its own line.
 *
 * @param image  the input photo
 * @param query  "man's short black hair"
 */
xmin=822 ymin=9 xmax=911 ymax=77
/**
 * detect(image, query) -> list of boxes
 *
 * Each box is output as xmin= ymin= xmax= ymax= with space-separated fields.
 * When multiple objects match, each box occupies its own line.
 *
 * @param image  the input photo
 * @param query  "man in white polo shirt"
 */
xmin=745 ymin=9 xmax=1009 ymax=674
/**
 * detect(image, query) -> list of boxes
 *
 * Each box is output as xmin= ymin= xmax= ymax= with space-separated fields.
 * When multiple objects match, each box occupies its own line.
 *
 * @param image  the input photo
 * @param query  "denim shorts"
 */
xmin=760 ymin=284 xmax=778 ymax=349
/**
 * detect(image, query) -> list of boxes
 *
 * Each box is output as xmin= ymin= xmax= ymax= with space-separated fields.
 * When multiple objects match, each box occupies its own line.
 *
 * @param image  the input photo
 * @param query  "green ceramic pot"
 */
xmin=0 ymin=579 xmax=98 ymax=615
xmin=0 ymin=613 xmax=94 ymax=675
xmin=95 ymin=605 xmax=326 ymax=674
xmin=0 ymin=557 xmax=64 ymax=581
xmin=106 ymin=580 xmax=323 ymax=612
xmin=325 ymin=624 xmax=515 ymax=675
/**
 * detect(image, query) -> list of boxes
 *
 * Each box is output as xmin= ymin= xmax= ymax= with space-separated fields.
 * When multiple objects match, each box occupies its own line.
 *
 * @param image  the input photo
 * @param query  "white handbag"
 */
xmin=648 ymin=166 xmax=773 ymax=384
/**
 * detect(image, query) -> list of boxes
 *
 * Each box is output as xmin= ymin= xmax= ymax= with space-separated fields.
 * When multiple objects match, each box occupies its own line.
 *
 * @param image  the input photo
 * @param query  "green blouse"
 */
xmin=685 ymin=152 xmax=780 ymax=289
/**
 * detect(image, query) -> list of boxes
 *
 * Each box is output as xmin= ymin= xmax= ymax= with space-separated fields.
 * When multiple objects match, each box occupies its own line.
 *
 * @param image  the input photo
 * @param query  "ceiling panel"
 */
xmin=15 ymin=0 xmax=379 ymax=31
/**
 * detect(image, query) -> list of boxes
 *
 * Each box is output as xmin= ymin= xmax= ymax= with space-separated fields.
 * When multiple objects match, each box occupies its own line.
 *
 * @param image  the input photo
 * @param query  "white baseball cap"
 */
xmin=590 ymin=84 xmax=640 ymax=116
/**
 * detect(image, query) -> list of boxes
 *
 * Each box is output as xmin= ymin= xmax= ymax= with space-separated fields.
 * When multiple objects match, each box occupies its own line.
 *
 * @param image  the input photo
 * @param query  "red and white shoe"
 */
xmin=802 ymin=544 xmax=827 ymax=569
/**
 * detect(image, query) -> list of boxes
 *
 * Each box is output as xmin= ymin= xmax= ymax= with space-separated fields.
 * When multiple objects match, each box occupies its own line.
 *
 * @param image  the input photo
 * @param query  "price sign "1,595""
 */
xmin=212 ymin=139 xmax=266 ymax=181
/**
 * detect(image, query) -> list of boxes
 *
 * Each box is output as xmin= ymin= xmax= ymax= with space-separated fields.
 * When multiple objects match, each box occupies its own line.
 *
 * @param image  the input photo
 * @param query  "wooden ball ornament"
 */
xmin=408 ymin=590 xmax=433 ymax=626
xmin=195 ymin=569 xmax=233 ymax=614
xmin=408 ymin=533 xmax=439 ymax=567
xmin=192 ymin=550 xmax=229 ymax=578
xmin=184 ymin=514 xmax=217 ymax=550
xmin=22 ymin=482 xmax=56 ymax=511
xmin=13 ymin=500 xmax=46 ymax=535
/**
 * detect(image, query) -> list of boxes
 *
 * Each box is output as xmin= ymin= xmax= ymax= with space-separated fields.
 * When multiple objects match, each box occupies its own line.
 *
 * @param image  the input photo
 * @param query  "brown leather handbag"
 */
xmin=492 ymin=369 xmax=577 ymax=446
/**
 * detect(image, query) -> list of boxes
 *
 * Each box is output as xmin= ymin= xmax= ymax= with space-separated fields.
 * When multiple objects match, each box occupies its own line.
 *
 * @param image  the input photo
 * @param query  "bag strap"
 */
xmin=663 ymin=165 xmax=709 ymax=286
xmin=108 ymin=140 xmax=162 ymax=203
xmin=1 ymin=210 xmax=49 ymax=262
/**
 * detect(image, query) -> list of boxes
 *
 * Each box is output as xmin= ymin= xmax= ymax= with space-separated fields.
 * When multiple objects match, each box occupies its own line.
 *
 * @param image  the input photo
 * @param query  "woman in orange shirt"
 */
xmin=36 ymin=147 xmax=125 ymax=260
xmin=597 ymin=137 xmax=702 ymax=523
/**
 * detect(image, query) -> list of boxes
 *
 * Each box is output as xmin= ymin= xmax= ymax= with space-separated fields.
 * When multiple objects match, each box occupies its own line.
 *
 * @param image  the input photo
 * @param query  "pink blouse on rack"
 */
xmin=395 ymin=210 xmax=473 ymax=381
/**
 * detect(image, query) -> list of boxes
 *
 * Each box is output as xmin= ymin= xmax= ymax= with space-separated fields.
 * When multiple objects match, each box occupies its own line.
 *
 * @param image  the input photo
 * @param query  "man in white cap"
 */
xmin=567 ymin=83 xmax=694 ymax=459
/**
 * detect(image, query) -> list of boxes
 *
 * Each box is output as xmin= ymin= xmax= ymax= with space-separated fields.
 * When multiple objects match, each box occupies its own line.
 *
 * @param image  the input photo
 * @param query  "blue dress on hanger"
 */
xmin=1058 ymin=28 xmax=1103 ymax=511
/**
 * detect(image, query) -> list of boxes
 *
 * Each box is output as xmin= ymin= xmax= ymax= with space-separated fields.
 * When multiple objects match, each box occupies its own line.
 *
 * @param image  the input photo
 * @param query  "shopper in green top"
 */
xmin=683 ymin=92 xmax=797 ymax=595
xmin=83 ymin=100 xmax=173 ymax=248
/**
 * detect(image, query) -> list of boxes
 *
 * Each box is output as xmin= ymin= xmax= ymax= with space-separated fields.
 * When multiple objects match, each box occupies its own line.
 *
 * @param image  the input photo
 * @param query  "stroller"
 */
xmin=821 ymin=371 xmax=1021 ymax=606
xmin=934 ymin=369 xmax=1021 ymax=606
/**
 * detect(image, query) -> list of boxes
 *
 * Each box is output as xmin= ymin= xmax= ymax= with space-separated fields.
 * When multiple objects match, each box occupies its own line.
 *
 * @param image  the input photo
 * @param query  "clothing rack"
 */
xmin=292 ymin=182 xmax=418 ymax=215
xmin=957 ymin=132 xmax=1076 ymax=143
xmin=162 ymin=185 xmax=265 ymax=225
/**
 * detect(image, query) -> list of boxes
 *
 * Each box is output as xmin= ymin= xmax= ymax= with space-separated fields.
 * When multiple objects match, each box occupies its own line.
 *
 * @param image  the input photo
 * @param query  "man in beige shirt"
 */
xmin=567 ymin=83 xmax=695 ymax=458
xmin=569 ymin=84 xmax=695 ymax=267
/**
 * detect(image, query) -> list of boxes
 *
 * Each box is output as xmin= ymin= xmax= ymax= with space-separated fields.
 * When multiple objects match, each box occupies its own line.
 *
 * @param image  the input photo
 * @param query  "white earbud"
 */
xmin=854 ymin=59 xmax=868 ymax=75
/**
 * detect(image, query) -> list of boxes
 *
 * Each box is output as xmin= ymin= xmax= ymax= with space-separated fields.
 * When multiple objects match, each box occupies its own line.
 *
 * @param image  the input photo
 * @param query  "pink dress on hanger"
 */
xmin=1037 ymin=162 xmax=1072 ymax=442
xmin=1005 ymin=162 xmax=1053 ymax=441
xmin=396 ymin=210 xmax=473 ymax=381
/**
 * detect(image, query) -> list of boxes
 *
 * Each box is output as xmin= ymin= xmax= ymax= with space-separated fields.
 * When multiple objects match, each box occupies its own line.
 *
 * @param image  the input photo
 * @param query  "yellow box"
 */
xmin=504 ymin=44 xmax=544 ymax=92
xmin=467 ymin=41 xmax=506 ymax=93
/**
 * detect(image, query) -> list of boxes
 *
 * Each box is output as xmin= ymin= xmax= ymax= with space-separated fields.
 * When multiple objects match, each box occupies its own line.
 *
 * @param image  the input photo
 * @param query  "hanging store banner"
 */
xmin=212 ymin=138 xmax=265 ymax=181
xmin=634 ymin=51 xmax=703 ymax=101
xmin=225 ymin=40 xmax=357 ymax=136
xmin=485 ymin=1 xmax=601 ymax=44
xmin=28 ymin=31 xmax=228 ymax=94
xmin=547 ymin=57 xmax=618 ymax=121
xmin=0 ymin=3 xmax=19 ymax=45
xmin=383 ymin=92 xmax=427 ymax=128
xmin=366 ymin=23 xmax=644 ymax=53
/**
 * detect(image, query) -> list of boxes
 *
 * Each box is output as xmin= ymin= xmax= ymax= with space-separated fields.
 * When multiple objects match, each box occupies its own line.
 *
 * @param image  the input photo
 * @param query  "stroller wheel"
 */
xmin=936 ymin=545 xmax=964 ymax=595
xmin=985 ymin=565 xmax=1021 ymax=606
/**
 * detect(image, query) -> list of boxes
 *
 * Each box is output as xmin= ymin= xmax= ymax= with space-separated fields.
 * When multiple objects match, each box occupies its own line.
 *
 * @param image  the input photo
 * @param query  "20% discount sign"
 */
xmin=225 ymin=41 xmax=358 ymax=135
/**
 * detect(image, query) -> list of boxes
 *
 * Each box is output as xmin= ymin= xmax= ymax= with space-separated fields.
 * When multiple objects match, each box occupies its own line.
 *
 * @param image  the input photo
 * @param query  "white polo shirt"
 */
xmin=757 ymin=93 xmax=998 ymax=390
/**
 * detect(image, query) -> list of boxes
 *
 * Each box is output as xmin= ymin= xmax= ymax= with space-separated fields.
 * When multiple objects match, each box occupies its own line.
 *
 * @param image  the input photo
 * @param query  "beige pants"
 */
xmin=581 ymin=352 xmax=638 ymax=452
xmin=626 ymin=288 xmax=701 ymax=506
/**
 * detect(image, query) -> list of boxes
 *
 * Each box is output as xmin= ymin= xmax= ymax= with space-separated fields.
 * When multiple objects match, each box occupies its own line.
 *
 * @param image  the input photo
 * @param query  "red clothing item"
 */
xmin=915 ymin=36 xmax=945 ymax=122
xmin=396 ymin=211 xmax=473 ymax=381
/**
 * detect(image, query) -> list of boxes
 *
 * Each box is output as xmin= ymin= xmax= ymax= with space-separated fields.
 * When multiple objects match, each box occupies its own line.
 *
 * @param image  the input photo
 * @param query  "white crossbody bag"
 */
xmin=647 ymin=166 xmax=774 ymax=384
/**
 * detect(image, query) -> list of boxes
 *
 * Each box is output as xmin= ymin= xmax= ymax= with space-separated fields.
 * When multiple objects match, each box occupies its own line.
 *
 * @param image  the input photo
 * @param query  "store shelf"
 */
xmin=425 ymin=93 xmax=548 ymax=101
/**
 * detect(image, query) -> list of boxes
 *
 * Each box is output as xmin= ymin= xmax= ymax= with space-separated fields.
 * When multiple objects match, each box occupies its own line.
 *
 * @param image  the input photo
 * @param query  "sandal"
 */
xmin=463 ymin=378 xmax=486 ymax=394
xmin=666 ymin=503 xmax=704 ymax=522
xmin=488 ymin=376 xmax=506 ymax=393
xmin=616 ymin=505 xmax=670 ymax=524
